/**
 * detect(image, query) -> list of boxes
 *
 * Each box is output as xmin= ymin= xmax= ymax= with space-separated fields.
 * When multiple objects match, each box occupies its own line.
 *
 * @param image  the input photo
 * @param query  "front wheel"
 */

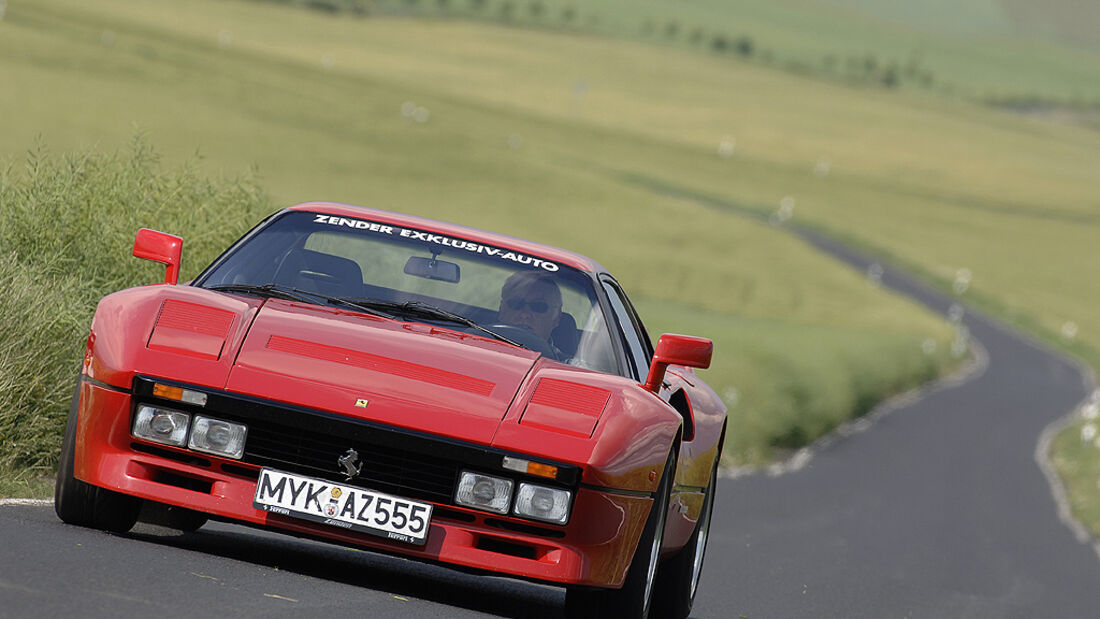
xmin=651 ymin=461 xmax=718 ymax=618
xmin=564 ymin=453 xmax=674 ymax=619
xmin=138 ymin=501 xmax=208 ymax=533
xmin=54 ymin=375 xmax=141 ymax=534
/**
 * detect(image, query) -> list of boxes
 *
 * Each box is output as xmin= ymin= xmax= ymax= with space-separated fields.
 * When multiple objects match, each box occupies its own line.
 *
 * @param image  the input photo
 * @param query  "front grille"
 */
xmin=131 ymin=376 xmax=580 ymax=510
xmin=243 ymin=422 xmax=459 ymax=503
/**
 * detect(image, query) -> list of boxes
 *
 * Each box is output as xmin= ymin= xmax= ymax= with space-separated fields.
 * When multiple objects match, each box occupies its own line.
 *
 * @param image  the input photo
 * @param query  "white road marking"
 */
xmin=0 ymin=499 xmax=51 ymax=507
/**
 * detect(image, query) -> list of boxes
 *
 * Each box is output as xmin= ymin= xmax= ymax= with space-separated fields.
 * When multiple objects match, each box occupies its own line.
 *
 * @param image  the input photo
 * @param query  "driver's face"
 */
xmin=499 ymin=281 xmax=562 ymax=341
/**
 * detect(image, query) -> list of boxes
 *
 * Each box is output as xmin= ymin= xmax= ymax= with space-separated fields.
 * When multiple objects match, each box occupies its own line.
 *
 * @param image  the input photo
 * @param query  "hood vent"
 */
xmin=520 ymin=378 xmax=611 ymax=437
xmin=147 ymin=300 xmax=235 ymax=360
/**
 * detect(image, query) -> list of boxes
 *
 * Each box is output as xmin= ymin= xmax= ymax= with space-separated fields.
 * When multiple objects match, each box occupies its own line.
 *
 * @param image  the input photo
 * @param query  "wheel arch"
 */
xmin=667 ymin=388 xmax=695 ymax=441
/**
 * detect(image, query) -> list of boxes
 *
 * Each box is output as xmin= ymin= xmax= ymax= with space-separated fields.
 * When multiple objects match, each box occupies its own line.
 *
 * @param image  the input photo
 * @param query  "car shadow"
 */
xmin=123 ymin=519 xmax=566 ymax=618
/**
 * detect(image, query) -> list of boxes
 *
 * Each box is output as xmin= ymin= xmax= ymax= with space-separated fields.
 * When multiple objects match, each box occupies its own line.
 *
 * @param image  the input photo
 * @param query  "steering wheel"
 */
xmin=485 ymin=324 xmax=559 ymax=360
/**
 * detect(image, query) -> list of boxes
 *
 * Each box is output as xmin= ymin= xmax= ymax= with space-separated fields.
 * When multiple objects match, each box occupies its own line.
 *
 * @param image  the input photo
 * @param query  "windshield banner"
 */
xmin=312 ymin=214 xmax=559 ymax=272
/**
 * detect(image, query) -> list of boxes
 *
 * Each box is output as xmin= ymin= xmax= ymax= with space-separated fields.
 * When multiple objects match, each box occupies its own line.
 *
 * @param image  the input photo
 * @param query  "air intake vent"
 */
xmin=147 ymin=300 xmax=235 ymax=360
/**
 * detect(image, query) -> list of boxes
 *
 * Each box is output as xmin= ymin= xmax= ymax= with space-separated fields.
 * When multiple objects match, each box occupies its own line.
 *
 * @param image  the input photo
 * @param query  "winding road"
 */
xmin=694 ymin=230 xmax=1100 ymax=618
xmin=2 ymin=232 xmax=1099 ymax=618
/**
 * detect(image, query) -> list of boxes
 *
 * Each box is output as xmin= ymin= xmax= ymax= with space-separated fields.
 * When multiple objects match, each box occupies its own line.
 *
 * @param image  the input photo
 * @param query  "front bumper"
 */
xmin=73 ymin=378 xmax=652 ymax=587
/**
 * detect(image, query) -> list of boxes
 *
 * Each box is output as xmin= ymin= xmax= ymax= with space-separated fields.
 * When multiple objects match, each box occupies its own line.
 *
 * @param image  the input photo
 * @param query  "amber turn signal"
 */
xmin=153 ymin=383 xmax=208 ymax=406
xmin=502 ymin=456 xmax=558 ymax=479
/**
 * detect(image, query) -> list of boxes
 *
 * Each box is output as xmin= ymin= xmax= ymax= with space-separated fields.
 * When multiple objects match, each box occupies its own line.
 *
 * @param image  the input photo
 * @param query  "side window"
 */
xmin=601 ymin=278 xmax=654 ymax=382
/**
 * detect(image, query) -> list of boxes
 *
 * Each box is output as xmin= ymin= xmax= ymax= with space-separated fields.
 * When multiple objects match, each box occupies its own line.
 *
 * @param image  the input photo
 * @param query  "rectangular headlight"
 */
xmin=513 ymin=483 xmax=572 ymax=525
xmin=132 ymin=405 xmax=190 ymax=447
xmin=454 ymin=471 xmax=513 ymax=514
xmin=187 ymin=416 xmax=247 ymax=459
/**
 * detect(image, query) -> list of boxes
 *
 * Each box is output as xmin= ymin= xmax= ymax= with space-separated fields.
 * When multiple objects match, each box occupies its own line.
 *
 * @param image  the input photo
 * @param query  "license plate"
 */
xmin=253 ymin=468 xmax=433 ymax=546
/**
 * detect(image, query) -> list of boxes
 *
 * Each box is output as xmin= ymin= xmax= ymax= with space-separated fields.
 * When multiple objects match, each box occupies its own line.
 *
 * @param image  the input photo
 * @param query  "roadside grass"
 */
xmin=639 ymin=298 xmax=952 ymax=465
xmin=0 ymin=466 xmax=54 ymax=501
xmin=1051 ymin=415 xmax=1100 ymax=537
xmin=0 ymin=142 xmax=269 ymax=476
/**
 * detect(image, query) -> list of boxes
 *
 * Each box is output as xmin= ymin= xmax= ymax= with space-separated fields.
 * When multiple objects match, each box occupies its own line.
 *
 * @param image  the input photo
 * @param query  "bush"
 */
xmin=0 ymin=139 xmax=270 ymax=473
xmin=259 ymin=0 xmax=372 ymax=14
xmin=734 ymin=35 xmax=754 ymax=57
xmin=304 ymin=0 xmax=342 ymax=13
xmin=881 ymin=64 xmax=899 ymax=88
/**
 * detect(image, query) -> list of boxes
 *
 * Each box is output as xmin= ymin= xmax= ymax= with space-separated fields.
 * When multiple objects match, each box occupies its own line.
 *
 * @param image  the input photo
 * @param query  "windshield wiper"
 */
xmin=205 ymin=283 xmax=315 ymax=304
xmin=205 ymin=286 xmax=518 ymax=347
xmin=337 ymin=298 xmax=521 ymax=347
xmin=205 ymin=284 xmax=395 ymax=319
xmin=288 ymin=290 xmax=396 ymax=319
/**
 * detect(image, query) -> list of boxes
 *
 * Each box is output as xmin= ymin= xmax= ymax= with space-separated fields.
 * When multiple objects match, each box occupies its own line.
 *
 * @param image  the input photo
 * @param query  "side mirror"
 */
xmin=132 ymin=228 xmax=183 ymax=285
xmin=643 ymin=334 xmax=713 ymax=393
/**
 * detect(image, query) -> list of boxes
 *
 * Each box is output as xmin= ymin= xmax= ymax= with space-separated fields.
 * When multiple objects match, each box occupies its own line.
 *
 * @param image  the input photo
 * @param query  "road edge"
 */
xmin=1035 ymin=357 xmax=1100 ymax=560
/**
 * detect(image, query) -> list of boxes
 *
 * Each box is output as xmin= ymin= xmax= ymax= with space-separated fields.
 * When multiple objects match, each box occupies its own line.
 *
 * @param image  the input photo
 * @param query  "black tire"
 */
xmin=564 ymin=453 xmax=675 ymax=619
xmin=139 ymin=501 xmax=208 ymax=533
xmin=651 ymin=462 xmax=718 ymax=619
xmin=164 ymin=505 xmax=208 ymax=532
xmin=54 ymin=375 xmax=141 ymax=534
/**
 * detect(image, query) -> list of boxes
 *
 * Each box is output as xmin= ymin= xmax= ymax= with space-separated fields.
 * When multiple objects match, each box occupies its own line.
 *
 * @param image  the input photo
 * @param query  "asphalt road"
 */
xmin=2 ymin=234 xmax=1099 ymax=618
xmin=692 ymin=228 xmax=1100 ymax=619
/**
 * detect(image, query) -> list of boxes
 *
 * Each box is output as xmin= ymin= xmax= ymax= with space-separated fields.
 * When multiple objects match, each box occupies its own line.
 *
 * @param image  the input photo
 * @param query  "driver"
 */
xmin=498 ymin=270 xmax=562 ymax=344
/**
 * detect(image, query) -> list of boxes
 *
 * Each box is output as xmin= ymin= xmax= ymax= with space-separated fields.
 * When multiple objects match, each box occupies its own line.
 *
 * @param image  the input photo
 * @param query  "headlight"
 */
xmin=187 ymin=416 xmax=248 ymax=459
xmin=513 ymin=483 xmax=572 ymax=525
xmin=132 ymin=405 xmax=190 ymax=447
xmin=455 ymin=471 xmax=513 ymax=514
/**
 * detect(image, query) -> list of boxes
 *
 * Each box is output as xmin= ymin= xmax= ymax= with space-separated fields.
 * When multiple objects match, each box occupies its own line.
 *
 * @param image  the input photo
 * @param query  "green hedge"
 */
xmin=0 ymin=140 xmax=270 ymax=472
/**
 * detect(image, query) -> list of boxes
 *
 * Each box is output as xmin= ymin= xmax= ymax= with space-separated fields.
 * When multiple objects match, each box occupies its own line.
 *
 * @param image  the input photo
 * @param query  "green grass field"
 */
xmin=2 ymin=0 xmax=1099 ymax=533
xmin=358 ymin=0 xmax=1100 ymax=101
xmin=0 ymin=0 xmax=961 ymax=478
xmin=1051 ymin=412 xmax=1100 ymax=537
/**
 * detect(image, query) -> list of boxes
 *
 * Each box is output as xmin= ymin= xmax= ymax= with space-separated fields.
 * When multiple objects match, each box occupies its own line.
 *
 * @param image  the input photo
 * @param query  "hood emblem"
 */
xmin=355 ymin=398 xmax=370 ymax=408
xmin=338 ymin=448 xmax=362 ymax=481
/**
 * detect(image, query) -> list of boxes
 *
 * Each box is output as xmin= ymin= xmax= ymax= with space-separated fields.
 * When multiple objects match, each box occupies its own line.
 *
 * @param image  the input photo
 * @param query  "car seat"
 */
xmin=551 ymin=312 xmax=580 ymax=359
xmin=274 ymin=249 xmax=363 ymax=298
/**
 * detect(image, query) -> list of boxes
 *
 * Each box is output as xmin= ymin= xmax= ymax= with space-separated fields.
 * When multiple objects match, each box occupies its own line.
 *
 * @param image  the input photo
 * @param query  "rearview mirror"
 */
xmin=404 ymin=256 xmax=460 ymax=283
xmin=643 ymin=334 xmax=713 ymax=393
xmin=132 ymin=228 xmax=183 ymax=285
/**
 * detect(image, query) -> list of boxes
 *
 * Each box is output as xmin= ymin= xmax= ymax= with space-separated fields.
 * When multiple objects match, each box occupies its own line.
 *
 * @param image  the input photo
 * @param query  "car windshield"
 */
xmin=194 ymin=211 xmax=619 ymax=373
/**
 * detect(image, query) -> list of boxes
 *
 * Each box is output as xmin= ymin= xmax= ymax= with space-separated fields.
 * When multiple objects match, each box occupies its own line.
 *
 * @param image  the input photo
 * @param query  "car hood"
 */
xmin=224 ymin=299 xmax=543 ymax=444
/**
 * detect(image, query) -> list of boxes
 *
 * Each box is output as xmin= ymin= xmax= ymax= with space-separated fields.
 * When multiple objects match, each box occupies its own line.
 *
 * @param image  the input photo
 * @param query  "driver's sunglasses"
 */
xmin=505 ymin=298 xmax=552 ymax=314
